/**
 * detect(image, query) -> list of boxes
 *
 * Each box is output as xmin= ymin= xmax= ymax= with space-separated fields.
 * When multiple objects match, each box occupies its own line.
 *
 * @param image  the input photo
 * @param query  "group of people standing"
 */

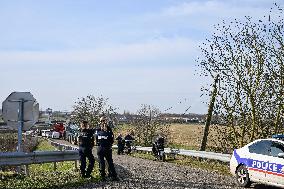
xmin=77 ymin=116 xmax=165 ymax=181
xmin=115 ymin=133 xmax=135 ymax=155
xmin=77 ymin=116 xmax=118 ymax=181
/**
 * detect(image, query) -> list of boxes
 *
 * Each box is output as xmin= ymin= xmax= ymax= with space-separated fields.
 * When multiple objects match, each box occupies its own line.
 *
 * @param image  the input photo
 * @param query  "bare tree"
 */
xmin=71 ymin=95 xmax=117 ymax=127
xmin=131 ymin=104 xmax=170 ymax=146
xmin=197 ymin=4 xmax=284 ymax=150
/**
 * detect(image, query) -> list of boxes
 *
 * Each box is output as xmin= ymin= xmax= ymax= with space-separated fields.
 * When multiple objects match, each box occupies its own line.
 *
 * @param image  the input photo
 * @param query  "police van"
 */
xmin=230 ymin=135 xmax=284 ymax=188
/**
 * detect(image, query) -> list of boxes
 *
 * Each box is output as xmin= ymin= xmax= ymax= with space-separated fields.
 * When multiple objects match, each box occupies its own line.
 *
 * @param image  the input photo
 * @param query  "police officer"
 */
xmin=116 ymin=133 xmax=125 ymax=155
xmin=152 ymin=134 xmax=165 ymax=156
xmin=96 ymin=116 xmax=119 ymax=181
xmin=155 ymin=134 xmax=165 ymax=148
xmin=78 ymin=120 xmax=95 ymax=178
xmin=124 ymin=133 xmax=134 ymax=154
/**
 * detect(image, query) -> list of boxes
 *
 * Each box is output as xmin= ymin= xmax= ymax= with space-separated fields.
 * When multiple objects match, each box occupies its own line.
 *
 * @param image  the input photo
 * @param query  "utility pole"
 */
xmin=200 ymin=74 xmax=219 ymax=151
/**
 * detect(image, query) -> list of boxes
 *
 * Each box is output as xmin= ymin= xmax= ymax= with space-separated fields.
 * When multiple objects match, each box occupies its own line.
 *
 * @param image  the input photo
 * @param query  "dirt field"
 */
xmin=114 ymin=123 xmax=231 ymax=153
xmin=168 ymin=124 xmax=229 ymax=151
xmin=169 ymin=123 xmax=204 ymax=149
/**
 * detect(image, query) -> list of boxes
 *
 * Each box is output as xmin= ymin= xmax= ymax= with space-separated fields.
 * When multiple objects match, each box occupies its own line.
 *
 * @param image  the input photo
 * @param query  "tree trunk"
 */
xmin=200 ymin=75 xmax=219 ymax=151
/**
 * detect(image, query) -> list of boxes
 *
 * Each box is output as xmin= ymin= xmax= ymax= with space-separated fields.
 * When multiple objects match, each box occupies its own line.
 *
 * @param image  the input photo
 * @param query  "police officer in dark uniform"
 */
xmin=155 ymin=135 xmax=165 ymax=149
xmin=78 ymin=120 xmax=95 ymax=178
xmin=124 ymin=133 xmax=134 ymax=154
xmin=96 ymin=116 xmax=119 ymax=181
xmin=116 ymin=133 xmax=125 ymax=155
xmin=152 ymin=134 xmax=165 ymax=157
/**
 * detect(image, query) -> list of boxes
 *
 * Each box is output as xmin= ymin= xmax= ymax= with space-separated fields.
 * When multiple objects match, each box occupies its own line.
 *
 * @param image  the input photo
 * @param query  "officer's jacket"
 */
xmin=116 ymin=136 xmax=125 ymax=145
xmin=95 ymin=128 xmax=114 ymax=148
xmin=155 ymin=137 xmax=165 ymax=148
xmin=78 ymin=128 xmax=95 ymax=148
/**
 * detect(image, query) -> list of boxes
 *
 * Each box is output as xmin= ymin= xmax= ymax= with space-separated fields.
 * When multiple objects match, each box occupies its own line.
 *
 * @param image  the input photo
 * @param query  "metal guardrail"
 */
xmin=49 ymin=141 xmax=79 ymax=151
xmin=50 ymin=139 xmax=231 ymax=162
xmin=113 ymin=145 xmax=231 ymax=162
xmin=0 ymin=139 xmax=230 ymax=169
xmin=178 ymin=149 xmax=231 ymax=162
xmin=0 ymin=150 xmax=79 ymax=166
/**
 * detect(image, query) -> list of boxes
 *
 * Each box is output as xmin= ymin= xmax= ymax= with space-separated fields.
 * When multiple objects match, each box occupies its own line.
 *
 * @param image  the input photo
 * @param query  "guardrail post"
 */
xmin=75 ymin=160 xmax=78 ymax=171
xmin=24 ymin=165 xmax=29 ymax=176
xmin=54 ymin=162 xmax=57 ymax=171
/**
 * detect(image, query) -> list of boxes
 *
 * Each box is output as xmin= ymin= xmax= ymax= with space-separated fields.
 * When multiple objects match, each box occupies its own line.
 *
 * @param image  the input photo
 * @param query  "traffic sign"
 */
xmin=2 ymin=92 xmax=39 ymax=131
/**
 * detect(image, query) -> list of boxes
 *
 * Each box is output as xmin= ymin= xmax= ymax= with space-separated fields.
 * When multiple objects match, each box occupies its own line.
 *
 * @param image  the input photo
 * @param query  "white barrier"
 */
xmin=132 ymin=146 xmax=230 ymax=162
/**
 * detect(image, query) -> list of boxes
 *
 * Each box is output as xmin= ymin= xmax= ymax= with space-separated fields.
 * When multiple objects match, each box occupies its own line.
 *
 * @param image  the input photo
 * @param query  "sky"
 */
xmin=0 ymin=0 xmax=282 ymax=114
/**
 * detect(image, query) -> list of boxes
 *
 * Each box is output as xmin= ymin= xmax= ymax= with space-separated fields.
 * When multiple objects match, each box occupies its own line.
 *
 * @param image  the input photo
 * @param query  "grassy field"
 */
xmin=168 ymin=124 xmax=227 ymax=151
xmin=114 ymin=123 xmax=233 ymax=153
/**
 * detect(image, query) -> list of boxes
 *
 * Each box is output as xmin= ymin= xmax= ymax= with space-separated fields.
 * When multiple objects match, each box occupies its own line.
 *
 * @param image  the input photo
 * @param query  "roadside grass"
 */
xmin=172 ymin=155 xmax=230 ymax=175
xmin=130 ymin=151 xmax=156 ymax=161
xmin=129 ymin=151 xmax=230 ymax=176
xmin=0 ymin=139 xmax=100 ymax=189
xmin=167 ymin=143 xmax=198 ymax=151
xmin=34 ymin=139 xmax=57 ymax=151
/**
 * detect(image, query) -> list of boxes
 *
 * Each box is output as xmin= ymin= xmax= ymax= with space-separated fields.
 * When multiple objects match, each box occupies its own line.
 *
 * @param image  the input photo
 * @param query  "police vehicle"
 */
xmin=230 ymin=134 xmax=284 ymax=188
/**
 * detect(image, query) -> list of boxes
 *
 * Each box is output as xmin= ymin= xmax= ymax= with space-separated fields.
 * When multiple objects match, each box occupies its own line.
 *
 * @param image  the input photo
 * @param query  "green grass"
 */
xmin=173 ymin=155 xmax=230 ymax=175
xmin=34 ymin=140 xmax=57 ymax=151
xmin=167 ymin=143 xmax=199 ymax=151
xmin=0 ymin=139 xmax=100 ymax=189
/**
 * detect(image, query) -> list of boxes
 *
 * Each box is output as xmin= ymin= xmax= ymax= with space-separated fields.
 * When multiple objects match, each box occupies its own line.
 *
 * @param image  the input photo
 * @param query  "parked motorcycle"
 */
xmin=125 ymin=139 xmax=134 ymax=155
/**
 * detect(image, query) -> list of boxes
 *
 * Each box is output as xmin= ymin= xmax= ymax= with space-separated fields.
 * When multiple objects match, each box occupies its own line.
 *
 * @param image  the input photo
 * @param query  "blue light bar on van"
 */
xmin=272 ymin=134 xmax=284 ymax=139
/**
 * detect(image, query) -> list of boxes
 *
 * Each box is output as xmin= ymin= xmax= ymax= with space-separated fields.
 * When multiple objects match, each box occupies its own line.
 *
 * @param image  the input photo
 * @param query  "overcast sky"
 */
xmin=0 ymin=0 xmax=282 ymax=114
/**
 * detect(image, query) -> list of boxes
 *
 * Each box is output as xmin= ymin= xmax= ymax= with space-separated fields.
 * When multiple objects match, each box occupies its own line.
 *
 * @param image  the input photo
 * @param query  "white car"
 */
xmin=230 ymin=136 xmax=284 ymax=188
xmin=51 ymin=131 xmax=60 ymax=139
xmin=41 ymin=129 xmax=51 ymax=137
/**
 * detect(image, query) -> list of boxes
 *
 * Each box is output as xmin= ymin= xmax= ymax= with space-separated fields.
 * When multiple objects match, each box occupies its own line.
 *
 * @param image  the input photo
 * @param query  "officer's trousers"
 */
xmin=117 ymin=143 xmax=124 ymax=155
xmin=79 ymin=147 xmax=95 ymax=177
xmin=97 ymin=146 xmax=117 ymax=178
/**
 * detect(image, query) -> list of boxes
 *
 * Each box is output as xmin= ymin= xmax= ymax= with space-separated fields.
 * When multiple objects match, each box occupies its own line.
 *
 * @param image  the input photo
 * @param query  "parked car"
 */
xmin=41 ymin=129 xmax=51 ymax=137
xmin=230 ymin=135 xmax=284 ymax=188
xmin=51 ymin=131 xmax=60 ymax=139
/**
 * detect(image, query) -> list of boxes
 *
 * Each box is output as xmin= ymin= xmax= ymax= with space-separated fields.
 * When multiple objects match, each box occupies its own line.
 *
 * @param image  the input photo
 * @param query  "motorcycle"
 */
xmin=124 ymin=139 xmax=134 ymax=155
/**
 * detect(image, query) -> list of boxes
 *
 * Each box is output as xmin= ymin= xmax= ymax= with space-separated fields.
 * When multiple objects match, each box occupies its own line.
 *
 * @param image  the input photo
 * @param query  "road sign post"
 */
xmin=2 ymin=92 xmax=39 ymax=152
xmin=18 ymin=99 xmax=24 ymax=152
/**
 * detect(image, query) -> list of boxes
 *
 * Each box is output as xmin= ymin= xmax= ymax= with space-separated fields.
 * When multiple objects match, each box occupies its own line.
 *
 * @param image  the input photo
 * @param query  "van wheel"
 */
xmin=236 ymin=165 xmax=251 ymax=187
